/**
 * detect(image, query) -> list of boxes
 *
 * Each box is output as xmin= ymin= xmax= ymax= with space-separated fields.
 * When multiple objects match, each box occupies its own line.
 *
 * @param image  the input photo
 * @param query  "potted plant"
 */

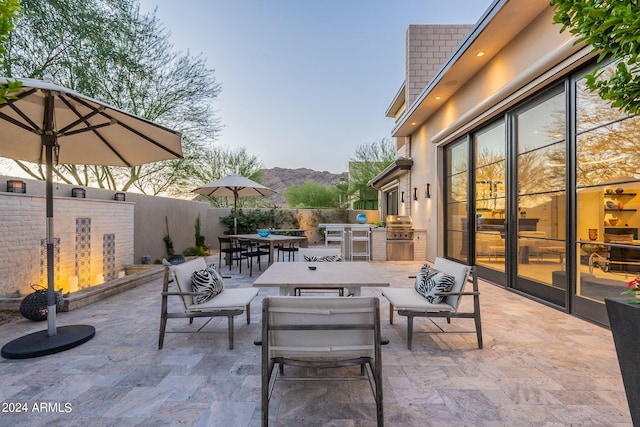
xmin=605 ymin=276 xmax=640 ymax=426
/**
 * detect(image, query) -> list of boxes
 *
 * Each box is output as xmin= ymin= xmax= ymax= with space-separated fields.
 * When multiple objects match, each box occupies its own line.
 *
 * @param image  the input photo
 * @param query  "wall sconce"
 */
xmin=425 ymin=183 xmax=431 ymax=199
xmin=400 ymin=191 xmax=405 ymax=203
xmin=114 ymin=192 xmax=126 ymax=201
xmin=71 ymin=187 xmax=86 ymax=198
xmin=6 ymin=180 xmax=26 ymax=193
xmin=413 ymin=187 xmax=418 ymax=201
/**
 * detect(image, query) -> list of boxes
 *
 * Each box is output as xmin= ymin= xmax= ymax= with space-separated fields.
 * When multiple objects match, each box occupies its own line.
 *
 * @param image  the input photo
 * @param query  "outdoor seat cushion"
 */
xmin=187 ymin=287 xmax=259 ymax=312
xmin=382 ymin=287 xmax=454 ymax=312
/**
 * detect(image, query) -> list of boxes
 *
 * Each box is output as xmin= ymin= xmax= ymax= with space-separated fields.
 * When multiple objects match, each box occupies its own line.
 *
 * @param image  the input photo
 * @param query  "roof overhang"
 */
xmin=386 ymin=83 xmax=406 ymax=118
xmin=391 ymin=0 xmax=551 ymax=137
xmin=367 ymin=157 xmax=413 ymax=189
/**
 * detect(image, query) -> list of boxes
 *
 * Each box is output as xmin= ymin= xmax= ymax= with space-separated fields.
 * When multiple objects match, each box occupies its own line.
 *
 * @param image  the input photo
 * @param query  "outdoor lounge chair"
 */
xmin=258 ymin=296 xmax=384 ymax=426
xmin=159 ymin=257 xmax=259 ymax=350
xmin=381 ymin=257 xmax=482 ymax=350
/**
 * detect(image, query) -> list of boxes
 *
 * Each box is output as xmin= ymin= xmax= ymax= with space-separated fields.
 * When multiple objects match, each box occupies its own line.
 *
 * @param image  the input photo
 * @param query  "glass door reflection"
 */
xmin=475 ymin=122 xmax=506 ymax=279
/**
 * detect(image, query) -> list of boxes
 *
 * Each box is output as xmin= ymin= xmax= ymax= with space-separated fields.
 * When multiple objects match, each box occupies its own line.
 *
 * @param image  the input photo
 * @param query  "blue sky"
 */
xmin=138 ymin=0 xmax=494 ymax=173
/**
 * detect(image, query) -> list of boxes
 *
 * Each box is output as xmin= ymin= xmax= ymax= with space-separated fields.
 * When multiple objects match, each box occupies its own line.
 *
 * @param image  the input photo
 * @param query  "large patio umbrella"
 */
xmin=0 ymin=76 xmax=182 ymax=359
xmin=192 ymin=174 xmax=276 ymax=234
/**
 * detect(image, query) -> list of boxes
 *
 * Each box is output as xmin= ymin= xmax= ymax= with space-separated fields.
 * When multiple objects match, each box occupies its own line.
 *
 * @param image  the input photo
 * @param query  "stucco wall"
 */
xmin=397 ymin=6 xmax=589 ymax=262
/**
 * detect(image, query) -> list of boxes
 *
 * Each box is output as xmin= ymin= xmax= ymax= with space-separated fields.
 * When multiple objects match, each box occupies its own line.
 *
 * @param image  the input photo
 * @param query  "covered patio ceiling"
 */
xmin=392 ymin=0 xmax=550 ymax=137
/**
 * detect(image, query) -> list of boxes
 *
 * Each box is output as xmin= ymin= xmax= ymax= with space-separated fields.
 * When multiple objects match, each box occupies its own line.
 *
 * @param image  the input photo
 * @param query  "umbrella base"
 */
xmin=1 ymin=325 xmax=95 ymax=359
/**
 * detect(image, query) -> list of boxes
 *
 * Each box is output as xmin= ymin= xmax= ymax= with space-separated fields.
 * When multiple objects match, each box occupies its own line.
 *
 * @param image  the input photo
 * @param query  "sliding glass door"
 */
xmin=513 ymin=88 xmax=567 ymax=306
xmin=474 ymin=122 xmax=506 ymax=284
xmin=445 ymin=139 xmax=469 ymax=263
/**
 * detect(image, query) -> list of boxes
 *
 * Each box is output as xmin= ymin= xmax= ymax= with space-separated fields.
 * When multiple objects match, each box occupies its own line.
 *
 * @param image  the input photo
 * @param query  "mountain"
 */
xmin=259 ymin=167 xmax=348 ymax=206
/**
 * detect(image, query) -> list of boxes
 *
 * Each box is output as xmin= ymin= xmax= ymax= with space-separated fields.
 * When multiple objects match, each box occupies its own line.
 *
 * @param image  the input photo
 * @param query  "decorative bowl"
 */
xmin=257 ymin=229 xmax=271 ymax=237
xmin=606 ymin=201 xmax=616 ymax=209
xmin=609 ymin=218 xmax=619 ymax=226
xmin=308 ymin=265 xmax=317 ymax=271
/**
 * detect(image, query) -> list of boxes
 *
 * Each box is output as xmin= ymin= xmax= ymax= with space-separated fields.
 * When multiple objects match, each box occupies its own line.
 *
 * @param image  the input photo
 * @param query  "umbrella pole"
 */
xmin=44 ymin=94 xmax=57 ymax=337
xmin=234 ymin=192 xmax=238 ymax=235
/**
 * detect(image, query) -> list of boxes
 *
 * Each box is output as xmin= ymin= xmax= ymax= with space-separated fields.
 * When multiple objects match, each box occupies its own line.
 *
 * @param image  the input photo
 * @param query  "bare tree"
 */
xmin=2 ymin=0 xmax=222 ymax=194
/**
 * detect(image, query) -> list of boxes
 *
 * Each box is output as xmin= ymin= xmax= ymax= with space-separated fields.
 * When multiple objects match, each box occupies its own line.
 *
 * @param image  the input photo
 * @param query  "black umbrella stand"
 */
xmin=1 ymin=92 xmax=95 ymax=359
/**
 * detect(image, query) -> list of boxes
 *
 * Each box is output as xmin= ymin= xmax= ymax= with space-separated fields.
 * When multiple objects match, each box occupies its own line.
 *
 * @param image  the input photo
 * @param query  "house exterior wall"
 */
xmin=399 ymin=6 xmax=586 ymax=262
xmin=426 ymin=7 xmax=583 ymax=145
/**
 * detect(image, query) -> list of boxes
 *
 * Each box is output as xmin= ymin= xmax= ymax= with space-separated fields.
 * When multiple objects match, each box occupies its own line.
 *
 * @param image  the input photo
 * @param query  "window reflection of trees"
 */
xmin=577 ymin=61 xmax=640 ymax=187
xmin=447 ymin=141 xmax=468 ymax=203
xmin=476 ymin=148 xmax=505 ymax=210
xmin=517 ymin=91 xmax=566 ymax=198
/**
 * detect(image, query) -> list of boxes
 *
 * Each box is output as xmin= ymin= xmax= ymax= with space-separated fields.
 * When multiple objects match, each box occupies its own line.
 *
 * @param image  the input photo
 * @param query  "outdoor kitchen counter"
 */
xmin=370 ymin=228 xmax=427 ymax=261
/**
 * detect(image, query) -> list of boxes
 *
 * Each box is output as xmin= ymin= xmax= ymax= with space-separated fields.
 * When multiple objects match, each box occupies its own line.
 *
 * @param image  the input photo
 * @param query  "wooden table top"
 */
xmin=253 ymin=261 xmax=389 ymax=288
xmin=228 ymin=234 xmax=307 ymax=243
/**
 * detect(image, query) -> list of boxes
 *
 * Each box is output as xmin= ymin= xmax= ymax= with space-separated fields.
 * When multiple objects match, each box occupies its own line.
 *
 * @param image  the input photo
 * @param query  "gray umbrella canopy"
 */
xmin=0 ymin=76 xmax=182 ymax=165
xmin=0 ymin=76 xmax=182 ymax=357
xmin=193 ymin=174 xmax=276 ymax=234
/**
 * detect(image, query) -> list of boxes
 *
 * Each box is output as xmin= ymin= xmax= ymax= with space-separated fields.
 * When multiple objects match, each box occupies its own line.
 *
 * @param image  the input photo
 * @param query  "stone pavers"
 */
xmin=0 ymin=258 xmax=632 ymax=426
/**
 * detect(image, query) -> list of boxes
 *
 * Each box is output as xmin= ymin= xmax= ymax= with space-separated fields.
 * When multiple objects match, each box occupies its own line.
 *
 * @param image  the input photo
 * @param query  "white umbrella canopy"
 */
xmin=0 ymin=76 xmax=183 ymax=359
xmin=193 ymin=174 xmax=276 ymax=234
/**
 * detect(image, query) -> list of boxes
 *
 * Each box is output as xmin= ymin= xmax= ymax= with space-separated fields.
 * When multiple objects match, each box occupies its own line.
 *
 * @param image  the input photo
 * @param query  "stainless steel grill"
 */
xmin=386 ymin=215 xmax=414 ymax=240
xmin=386 ymin=215 xmax=414 ymax=260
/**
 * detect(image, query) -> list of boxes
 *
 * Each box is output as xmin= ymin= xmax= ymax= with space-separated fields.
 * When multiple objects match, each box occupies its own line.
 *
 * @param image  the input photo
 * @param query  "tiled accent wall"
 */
xmin=103 ymin=234 xmax=116 ymax=281
xmin=406 ymin=25 xmax=473 ymax=106
xmin=75 ymin=218 xmax=92 ymax=288
xmin=0 ymin=194 xmax=134 ymax=297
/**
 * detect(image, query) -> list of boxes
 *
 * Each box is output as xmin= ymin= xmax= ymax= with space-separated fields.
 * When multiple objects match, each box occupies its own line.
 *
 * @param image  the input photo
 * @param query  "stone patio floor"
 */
xmin=0 ymin=258 xmax=633 ymax=426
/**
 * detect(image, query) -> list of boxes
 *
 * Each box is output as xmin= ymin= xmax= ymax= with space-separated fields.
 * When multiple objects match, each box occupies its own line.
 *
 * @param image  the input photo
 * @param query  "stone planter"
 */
xmin=605 ymin=297 xmax=640 ymax=426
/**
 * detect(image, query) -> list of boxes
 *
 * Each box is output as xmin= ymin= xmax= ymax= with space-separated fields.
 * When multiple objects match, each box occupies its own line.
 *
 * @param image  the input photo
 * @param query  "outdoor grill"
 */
xmin=386 ymin=215 xmax=414 ymax=240
xmin=386 ymin=215 xmax=414 ymax=260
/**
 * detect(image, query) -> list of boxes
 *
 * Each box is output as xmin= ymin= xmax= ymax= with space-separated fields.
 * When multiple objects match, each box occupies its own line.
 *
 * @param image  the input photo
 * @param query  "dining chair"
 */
xmin=238 ymin=238 xmax=268 ymax=277
xmin=277 ymin=242 xmax=299 ymax=261
xmin=218 ymin=236 xmax=243 ymax=270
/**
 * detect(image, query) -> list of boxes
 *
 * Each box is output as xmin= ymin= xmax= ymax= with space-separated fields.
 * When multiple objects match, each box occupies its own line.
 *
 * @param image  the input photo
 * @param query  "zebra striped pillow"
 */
xmin=414 ymin=264 xmax=455 ymax=304
xmin=191 ymin=266 xmax=224 ymax=304
xmin=303 ymin=254 xmax=342 ymax=262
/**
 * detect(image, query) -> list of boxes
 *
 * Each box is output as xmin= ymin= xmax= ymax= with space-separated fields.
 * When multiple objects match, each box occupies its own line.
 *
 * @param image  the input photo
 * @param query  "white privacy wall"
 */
xmin=0 ymin=192 xmax=133 ymax=297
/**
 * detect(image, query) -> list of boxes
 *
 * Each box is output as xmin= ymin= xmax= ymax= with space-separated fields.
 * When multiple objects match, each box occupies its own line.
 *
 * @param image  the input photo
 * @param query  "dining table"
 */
xmin=252 ymin=261 xmax=390 ymax=296
xmin=228 ymin=234 xmax=307 ymax=265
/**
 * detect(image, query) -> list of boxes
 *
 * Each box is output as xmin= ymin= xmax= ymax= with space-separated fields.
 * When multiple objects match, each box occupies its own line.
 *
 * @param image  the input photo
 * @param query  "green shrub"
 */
xmin=182 ymin=246 xmax=208 ymax=257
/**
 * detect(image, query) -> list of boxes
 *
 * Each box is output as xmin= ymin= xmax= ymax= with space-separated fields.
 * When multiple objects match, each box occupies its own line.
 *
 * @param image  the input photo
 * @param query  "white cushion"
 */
xmin=187 ymin=288 xmax=259 ymax=311
xmin=382 ymin=287 xmax=453 ymax=312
